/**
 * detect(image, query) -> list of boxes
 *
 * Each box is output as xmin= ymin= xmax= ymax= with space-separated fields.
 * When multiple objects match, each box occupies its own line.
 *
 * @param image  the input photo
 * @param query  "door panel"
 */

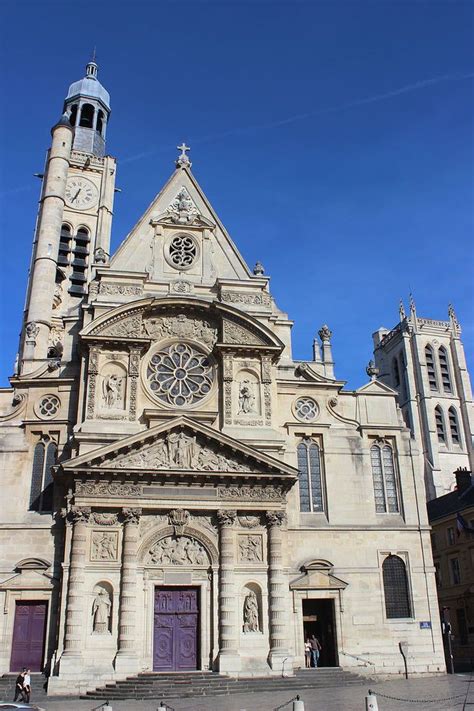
xmin=10 ymin=602 xmax=47 ymax=672
xmin=153 ymin=589 xmax=198 ymax=671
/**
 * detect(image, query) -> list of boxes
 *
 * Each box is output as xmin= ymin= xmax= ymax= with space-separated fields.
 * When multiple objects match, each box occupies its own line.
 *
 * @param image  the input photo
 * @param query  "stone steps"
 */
xmin=83 ymin=668 xmax=365 ymax=700
xmin=0 ymin=673 xmax=48 ymax=702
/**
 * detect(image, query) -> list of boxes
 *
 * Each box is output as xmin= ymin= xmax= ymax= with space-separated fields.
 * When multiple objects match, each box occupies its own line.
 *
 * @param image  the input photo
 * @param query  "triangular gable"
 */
xmin=62 ymin=416 xmax=298 ymax=478
xmin=290 ymin=561 xmax=348 ymax=591
xmin=356 ymin=379 xmax=397 ymax=395
xmin=110 ymin=166 xmax=252 ymax=280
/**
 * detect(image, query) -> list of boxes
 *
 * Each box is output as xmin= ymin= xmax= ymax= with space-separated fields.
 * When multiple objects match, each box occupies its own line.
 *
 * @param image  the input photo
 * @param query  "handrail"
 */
xmin=339 ymin=650 xmax=375 ymax=667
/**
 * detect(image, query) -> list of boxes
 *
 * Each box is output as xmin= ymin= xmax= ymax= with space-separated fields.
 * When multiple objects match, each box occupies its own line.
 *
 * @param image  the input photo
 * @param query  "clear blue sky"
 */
xmin=1 ymin=0 xmax=473 ymax=389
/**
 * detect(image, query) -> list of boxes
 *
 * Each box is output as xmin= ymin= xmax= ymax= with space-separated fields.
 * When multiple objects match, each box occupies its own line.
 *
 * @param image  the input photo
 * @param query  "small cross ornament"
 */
xmin=176 ymin=142 xmax=191 ymax=168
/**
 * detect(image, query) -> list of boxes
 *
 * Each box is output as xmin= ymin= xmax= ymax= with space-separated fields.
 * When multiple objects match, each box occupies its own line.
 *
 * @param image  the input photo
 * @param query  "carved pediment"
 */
xmin=290 ymin=560 xmax=348 ymax=591
xmin=62 ymin=416 xmax=298 ymax=479
xmin=222 ymin=319 xmax=267 ymax=346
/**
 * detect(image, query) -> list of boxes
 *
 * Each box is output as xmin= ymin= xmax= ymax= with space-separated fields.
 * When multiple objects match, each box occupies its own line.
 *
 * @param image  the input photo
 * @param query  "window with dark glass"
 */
xmin=450 ymin=557 xmax=461 ymax=585
xmin=425 ymin=345 xmax=438 ymax=391
xmin=69 ymin=227 xmax=90 ymax=297
xmin=382 ymin=555 xmax=412 ymax=618
xmin=392 ymin=358 xmax=400 ymax=387
xmin=447 ymin=526 xmax=455 ymax=545
xmin=448 ymin=407 xmax=461 ymax=445
xmin=297 ymin=439 xmax=324 ymax=512
xmin=435 ymin=406 xmax=446 ymax=444
xmin=370 ymin=443 xmax=399 ymax=513
xmin=29 ymin=438 xmax=56 ymax=512
xmin=438 ymin=347 xmax=453 ymax=393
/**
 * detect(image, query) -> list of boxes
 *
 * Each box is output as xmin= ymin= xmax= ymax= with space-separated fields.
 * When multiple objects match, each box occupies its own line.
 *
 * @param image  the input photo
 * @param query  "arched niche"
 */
xmin=139 ymin=524 xmax=219 ymax=568
xmin=234 ymin=368 xmax=262 ymax=417
xmin=91 ymin=581 xmax=113 ymax=634
xmin=99 ymin=361 xmax=127 ymax=412
xmin=242 ymin=582 xmax=263 ymax=633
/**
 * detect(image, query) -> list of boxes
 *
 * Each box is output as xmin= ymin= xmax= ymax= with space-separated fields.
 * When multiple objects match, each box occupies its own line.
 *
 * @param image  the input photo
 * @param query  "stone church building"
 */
xmin=0 ymin=60 xmax=461 ymax=694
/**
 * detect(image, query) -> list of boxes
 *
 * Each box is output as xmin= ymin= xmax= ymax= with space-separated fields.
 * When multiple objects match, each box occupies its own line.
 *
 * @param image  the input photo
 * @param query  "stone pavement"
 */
xmin=10 ymin=674 xmax=474 ymax=711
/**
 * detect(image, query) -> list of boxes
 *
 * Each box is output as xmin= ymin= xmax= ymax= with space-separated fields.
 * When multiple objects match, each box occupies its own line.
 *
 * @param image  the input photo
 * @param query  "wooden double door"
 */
xmin=153 ymin=588 xmax=199 ymax=671
xmin=10 ymin=602 xmax=48 ymax=672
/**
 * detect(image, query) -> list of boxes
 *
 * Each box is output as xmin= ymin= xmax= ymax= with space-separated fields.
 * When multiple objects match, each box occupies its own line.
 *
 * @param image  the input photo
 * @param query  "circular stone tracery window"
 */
xmin=147 ymin=343 xmax=214 ymax=408
xmin=294 ymin=396 xmax=319 ymax=422
xmin=37 ymin=394 xmax=60 ymax=419
xmin=167 ymin=234 xmax=198 ymax=270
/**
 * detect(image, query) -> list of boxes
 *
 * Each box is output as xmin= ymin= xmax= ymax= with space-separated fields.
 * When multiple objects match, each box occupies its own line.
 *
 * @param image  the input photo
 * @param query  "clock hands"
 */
xmin=71 ymin=188 xmax=82 ymax=203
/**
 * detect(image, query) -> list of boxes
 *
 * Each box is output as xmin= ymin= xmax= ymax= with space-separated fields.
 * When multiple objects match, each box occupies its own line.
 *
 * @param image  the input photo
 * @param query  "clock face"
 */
xmin=65 ymin=176 xmax=98 ymax=210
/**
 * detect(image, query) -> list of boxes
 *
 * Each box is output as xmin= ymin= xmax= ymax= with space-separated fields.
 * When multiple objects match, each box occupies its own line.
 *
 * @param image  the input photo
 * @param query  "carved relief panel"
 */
xmin=90 ymin=530 xmax=119 ymax=561
xmin=233 ymin=364 xmax=263 ymax=426
xmin=238 ymin=534 xmax=264 ymax=563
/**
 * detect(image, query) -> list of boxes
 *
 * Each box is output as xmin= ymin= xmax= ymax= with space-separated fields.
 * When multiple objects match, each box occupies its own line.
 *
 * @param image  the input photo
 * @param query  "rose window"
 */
xmin=168 ymin=234 xmax=197 ymax=269
xmin=147 ymin=343 xmax=214 ymax=407
xmin=295 ymin=397 xmax=318 ymax=422
xmin=38 ymin=395 xmax=60 ymax=419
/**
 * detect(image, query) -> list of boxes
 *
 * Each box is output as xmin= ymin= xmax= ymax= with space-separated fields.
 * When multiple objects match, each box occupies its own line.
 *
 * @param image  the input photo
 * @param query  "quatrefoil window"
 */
xmin=294 ymin=397 xmax=319 ymax=422
xmin=146 ymin=343 xmax=214 ymax=408
xmin=167 ymin=234 xmax=198 ymax=270
xmin=37 ymin=395 xmax=60 ymax=419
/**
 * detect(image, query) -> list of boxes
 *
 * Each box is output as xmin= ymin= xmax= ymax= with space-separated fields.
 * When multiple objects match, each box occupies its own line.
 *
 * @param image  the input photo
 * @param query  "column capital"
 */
xmin=69 ymin=506 xmax=91 ymax=524
xmin=266 ymin=510 xmax=286 ymax=528
xmin=217 ymin=509 xmax=237 ymax=528
xmin=122 ymin=507 xmax=142 ymax=525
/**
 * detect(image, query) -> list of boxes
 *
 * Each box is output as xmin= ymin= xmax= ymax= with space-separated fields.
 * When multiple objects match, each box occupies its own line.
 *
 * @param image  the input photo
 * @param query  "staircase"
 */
xmin=83 ymin=667 xmax=366 ymax=701
xmin=0 ymin=673 xmax=48 ymax=703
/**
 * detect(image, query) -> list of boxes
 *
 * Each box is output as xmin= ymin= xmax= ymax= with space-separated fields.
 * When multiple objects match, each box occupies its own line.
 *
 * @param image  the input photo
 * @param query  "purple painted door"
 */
xmin=10 ymin=602 xmax=47 ymax=672
xmin=153 ymin=588 xmax=198 ymax=671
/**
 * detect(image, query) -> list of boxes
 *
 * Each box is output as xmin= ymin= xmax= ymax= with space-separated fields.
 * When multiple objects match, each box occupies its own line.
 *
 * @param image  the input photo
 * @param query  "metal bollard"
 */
xmin=293 ymin=695 xmax=305 ymax=711
xmin=365 ymin=691 xmax=378 ymax=711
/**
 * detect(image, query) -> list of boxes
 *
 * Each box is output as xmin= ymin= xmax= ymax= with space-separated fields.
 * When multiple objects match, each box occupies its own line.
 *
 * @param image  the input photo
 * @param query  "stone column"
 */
xmin=217 ymin=509 xmax=241 ymax=673
xmin=115 ymin=507 xmax=141 ymax=674
xmin=266 ymin=510 xmax=290 ymax=671
xmin=61 ymin=507 xmax=91 ymax=664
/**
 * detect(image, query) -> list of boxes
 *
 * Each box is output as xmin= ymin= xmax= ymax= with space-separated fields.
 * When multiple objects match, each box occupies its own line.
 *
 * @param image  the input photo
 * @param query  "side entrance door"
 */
xmin=10 ymin=601 xmax=48 ymax=672
xmin=153 ymin=588 xmax=199 ymax=671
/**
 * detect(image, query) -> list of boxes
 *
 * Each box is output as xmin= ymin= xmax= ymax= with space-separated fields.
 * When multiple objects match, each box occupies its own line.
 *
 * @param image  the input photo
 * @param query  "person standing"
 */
xmin=309 ymin=634 xmax=322 ymax=668
xmin=13 ymin=669 xmax=26 ymax=702
xmin=304 ymin=638 xmax=312 ymax=668
xmin=23 ymin=669 xmax=31 ymax=703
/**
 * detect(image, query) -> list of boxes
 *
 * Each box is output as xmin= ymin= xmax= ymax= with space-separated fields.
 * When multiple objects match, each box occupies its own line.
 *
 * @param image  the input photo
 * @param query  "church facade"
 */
xmin=0 ymin=61 xmax=450 ymax=694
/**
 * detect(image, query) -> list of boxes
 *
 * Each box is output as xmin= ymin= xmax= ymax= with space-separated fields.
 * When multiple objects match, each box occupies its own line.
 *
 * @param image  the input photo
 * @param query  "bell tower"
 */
xmin=21 ymin=59 xmax=116 ymax=373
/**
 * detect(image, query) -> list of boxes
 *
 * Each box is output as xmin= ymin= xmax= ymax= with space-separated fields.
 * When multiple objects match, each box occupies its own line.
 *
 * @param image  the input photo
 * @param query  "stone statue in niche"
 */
xmin=91 ymin=531 xmax=118 ymax=561
xmin=148 ymin=536 xmax=207 ymax=566
xmin=102 ymin=374 xmax=123 ymax=408
xmin=243 ymin=590 xmax=260 ymax=632
xmin=92 ymin=589 xmax=112 ymax=634
xmin=238 ymin=380 xmax=256 ymax=415
xmin=239 ymin=535 xmax=263 ymax=562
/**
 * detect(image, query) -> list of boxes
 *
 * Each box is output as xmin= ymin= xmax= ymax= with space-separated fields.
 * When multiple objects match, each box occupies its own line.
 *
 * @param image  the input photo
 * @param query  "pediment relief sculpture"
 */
xmin=147 ymin=535 xmax=209 ymax=566
xmin=223 ymin=319 xmax=267 ymax=346
xmin=98 ymin=430 xmax=259 ymax=473
xmin=166 ymin=187 xmax=200 ymax=225
xmin=143 ymin=313 xmax=217 ymax=348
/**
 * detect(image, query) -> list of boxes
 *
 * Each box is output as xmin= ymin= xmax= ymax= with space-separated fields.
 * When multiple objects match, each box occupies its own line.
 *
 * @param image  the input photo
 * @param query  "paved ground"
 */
xmin=8 ymin=674 xmax=474 ymax=711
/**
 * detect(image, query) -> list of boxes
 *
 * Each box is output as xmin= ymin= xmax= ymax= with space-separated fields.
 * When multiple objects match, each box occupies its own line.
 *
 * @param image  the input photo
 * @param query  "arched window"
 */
xmin=297 ymin=439 xmax=324 ymax=512
xmin=425 ymin=345 xmax=438 ymax=391
xmin=79 ymin=103 xmax=95 ymax=128
xmin=69 ymin=104 xmax=78 ymax=127
xmin=29 ymin=438 xmax=57 ymax=512
xmin=438 ymin=347 xmax=453 ymax=393
xmin=448 ymin=407 xmax=461 ymax=445
xmin=96 ymin=110 xmax=105 ymax=135
xmin=370 ymin=443 xmax=399 ymax=513
xmin=399 ymin=353 xmax=408 ymax=401
xmin=435 ymin=406 xmax=446 ymax=444
xmin=69 ymin=228 xmax=90 ymax=297
xmin=392 ymin=358 xmax=400 ymax=387
xmin=58 ymin=224 xmax=72 ymax=268
xmin=382 ymin=555 xmax=411 ymax=618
